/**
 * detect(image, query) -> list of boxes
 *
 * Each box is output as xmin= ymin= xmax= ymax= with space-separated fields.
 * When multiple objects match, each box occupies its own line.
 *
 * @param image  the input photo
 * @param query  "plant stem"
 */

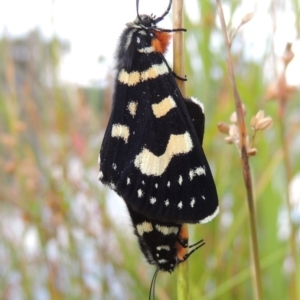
xmin=215 ymin=1 xmax=263 ymax=299
xmin=173 ymin=0 xmax=186 ymax=96
xmin=173 ymin=1 xmax=189 ymax=300
xmin=277 ymin=88 xmax=299 ymax=300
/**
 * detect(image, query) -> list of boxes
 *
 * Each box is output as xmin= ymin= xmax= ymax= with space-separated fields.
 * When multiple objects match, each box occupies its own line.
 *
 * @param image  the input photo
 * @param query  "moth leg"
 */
xmin=173 ymin=71 xmax=187 ymax=81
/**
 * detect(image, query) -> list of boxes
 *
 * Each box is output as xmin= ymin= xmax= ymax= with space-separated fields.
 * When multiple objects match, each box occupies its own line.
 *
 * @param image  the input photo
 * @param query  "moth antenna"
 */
xmin=136 ymin=0 xmax=142 ymax=22
xmin=188 ymin=239 xmax=205 ymax=249
xmin=183 ymin=239 xmax=205 ymax=261
xmin=155 ymin=0 xmax=172 ymax=23
xmin=149 ymin=267 xmax=160 ymax=300
xmin=155 ymin=0 xmax=186 ymax=33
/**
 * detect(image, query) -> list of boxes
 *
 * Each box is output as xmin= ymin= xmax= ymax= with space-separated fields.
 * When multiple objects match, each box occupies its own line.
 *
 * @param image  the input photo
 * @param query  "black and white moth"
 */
xmin=127 ymin=203 xmax=205 ymax=273
xmin=99 ymin=0 xmax=219 ymax=224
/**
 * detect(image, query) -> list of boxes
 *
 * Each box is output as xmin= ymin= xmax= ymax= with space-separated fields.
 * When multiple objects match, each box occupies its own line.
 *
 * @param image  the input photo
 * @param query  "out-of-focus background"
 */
xmin=0 ymin=0 xmax=299 ymax=299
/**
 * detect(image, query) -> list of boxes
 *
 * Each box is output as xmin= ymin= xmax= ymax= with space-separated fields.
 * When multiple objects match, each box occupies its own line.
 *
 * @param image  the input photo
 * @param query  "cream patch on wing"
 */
xmin=136 ymin=221 xmax=153 ymax=236
xmin=140 ymin=63 xmax=168 ymax=82
xmin=155 ymin=225 xmax=179 ymax=235
xmin=134 ymin=132 xmax=193 ymax=176
xmin=111 ymin=124 xmax=130 ymax=143
xmin=118 ymin=62 xmax=168 ymax=86
xmin=127 ymin=101 xmax=138 ymax=117
xmin=152 ymin=96 xmax=176 ymax=118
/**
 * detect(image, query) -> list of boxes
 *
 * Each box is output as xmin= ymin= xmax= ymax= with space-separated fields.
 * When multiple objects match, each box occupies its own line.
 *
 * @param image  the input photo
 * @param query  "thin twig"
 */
xmin=276 ymin=52 xmax=299 ymax=300
xmin=173 ymin=0 xmax=186 ymax=95
xmin=278 ymin=111 xmax=299 ymax=300
xmin=215 ymin=1 xmax=263 ymax=299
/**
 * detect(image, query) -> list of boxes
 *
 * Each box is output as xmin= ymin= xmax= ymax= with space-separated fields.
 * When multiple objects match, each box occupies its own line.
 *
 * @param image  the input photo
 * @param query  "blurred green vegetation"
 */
xmin=0 ymin=0 xmax=300 ymax=299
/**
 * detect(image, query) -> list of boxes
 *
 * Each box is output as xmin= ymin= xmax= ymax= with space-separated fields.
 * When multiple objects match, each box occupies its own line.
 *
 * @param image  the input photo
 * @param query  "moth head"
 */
xmin=136 ymin=0 xmax=172 ymax=26
xmin=133 ymin=14 xmax=157 ymax=30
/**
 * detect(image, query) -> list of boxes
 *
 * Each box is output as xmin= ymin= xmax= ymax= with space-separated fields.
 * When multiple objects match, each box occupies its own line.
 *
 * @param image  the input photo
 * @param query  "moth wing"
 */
xmin=100 ymin=55 xmax=218 ymax=224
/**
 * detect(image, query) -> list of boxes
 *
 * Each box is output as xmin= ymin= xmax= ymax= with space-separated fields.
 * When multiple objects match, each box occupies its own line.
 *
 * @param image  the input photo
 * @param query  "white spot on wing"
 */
xmin=136 ymin=221 xmax=153 ymax=236
xmin=98 ymin=171 xmax=103 ymax=180
xmin=178 ymin=201 xmax=183 ymax=209
xmin=155 ymin=225 xmax=179 ymax=235
xmin=165 ymin=199 xmax=169 ymax=206
xmin=112 ymin=163 xmax=117 ymax=170
xmin=138 ymin=46 xmax=155 ymax=53
xmin=155 ymin=183 xmax=158 ymax=188
xmin=127 ymin=177 xmax=131 ymax=185
xmin=150 ymin=197 xmax=156 ymax=204
xmin=111 ymin=124 xmax=130 ymax=143
xmin=199 ymin=206 xmax=219 ymax=224
xmin=134 ymin=132 xmax=193 ymax=176
xmin=138 ymin=189 xmax=144 ymax=198
xmin=189 ymin=166 xmax=206 ymax=180
xmin=195 ymin=167 xmax=206 ymax=176
xmin=157 ymin=245 xmax=171 ymax=251
xmin=167 ymin=181 xmax=170 ymax=187
xmin=202 ymin=195 xmax=206 ymax=200
xmin=190 ymin=198 xmax=195 ymax=207
xmin=158 ymin=259 xmax=168 ymax=264
xmin=108 ymin=182 xmax=116 ymax=190
xmin=178 ymin=175 xmax=183 ymax=185
xmin=127 ymin=101 xmax=138 ymax=117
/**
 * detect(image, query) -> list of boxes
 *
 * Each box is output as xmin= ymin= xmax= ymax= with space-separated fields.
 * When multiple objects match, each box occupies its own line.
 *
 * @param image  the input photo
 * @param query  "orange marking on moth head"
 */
xmin=151 ymin=31 xmax=171 ymax=53
xmin=175 ymin=225 xmax=189 ymax=262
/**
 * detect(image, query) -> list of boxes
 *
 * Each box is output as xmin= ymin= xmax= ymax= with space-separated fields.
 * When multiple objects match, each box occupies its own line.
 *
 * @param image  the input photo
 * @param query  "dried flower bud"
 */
xmin=224 ymin=136 xmax=234 ymax=144
xmin=251 ymin=110 xmax=273 ymax=131
xmin=251 ymin=110 xmax=264 ymax=128
xmin=229 ymin=124 xmax=239 ymax=141
xmin=250 ymin=116 xmax=257 ymax=128
xmin=256 ymin=116 xmax=273 ymax=130
xmin=230 ymin=112 xmax=237 ymax=123
xmin=218 ymin=122 xmax=230 ymax=134
xmin=256 ymin=110 xmax=265 ymax=120
xmin=241 ymin=12 xmax=255 ymax=25
xmin=247 ymin=148 xmax=258 ymax=156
